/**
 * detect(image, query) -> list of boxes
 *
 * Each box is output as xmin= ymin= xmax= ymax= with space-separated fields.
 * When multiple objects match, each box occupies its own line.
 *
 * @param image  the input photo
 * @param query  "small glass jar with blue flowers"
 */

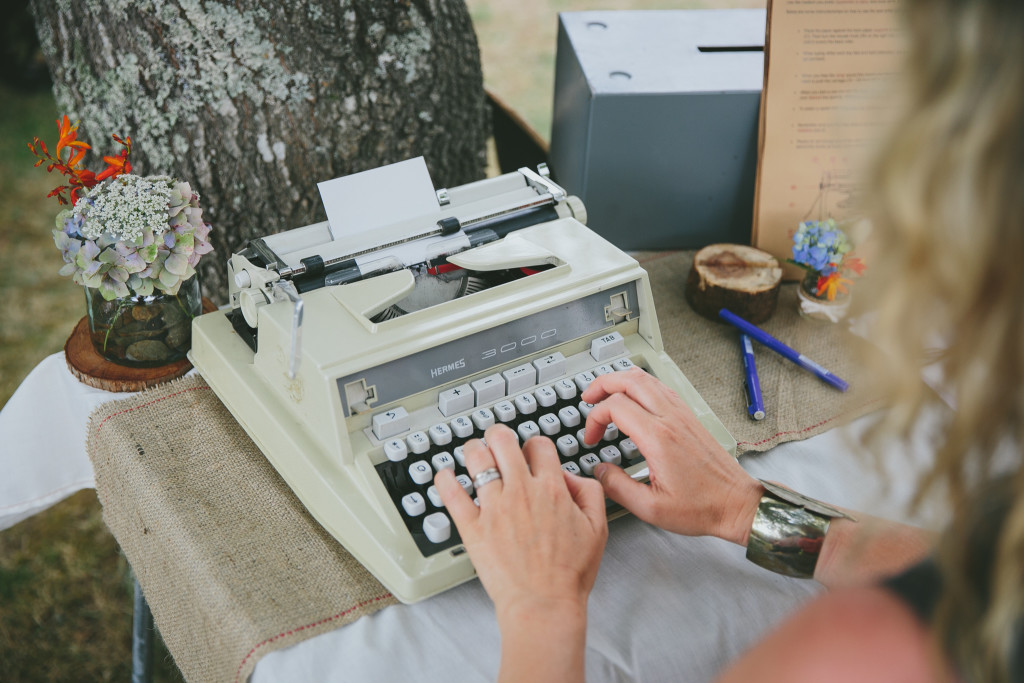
xmin=789 ymin=219 xmax=866 ymax=323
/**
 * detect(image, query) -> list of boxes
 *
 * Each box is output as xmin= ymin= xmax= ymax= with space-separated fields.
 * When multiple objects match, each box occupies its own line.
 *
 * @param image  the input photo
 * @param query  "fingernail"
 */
xmin=594 ymin=464 xmax=608 ymax=482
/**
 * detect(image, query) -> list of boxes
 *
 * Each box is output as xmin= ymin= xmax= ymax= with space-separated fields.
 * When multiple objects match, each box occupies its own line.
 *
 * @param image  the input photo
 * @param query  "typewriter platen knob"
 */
xmin=239 ymin=288 xmax=270 ymax=328
xmin=564 ymin=195 xmax=588 ymax=225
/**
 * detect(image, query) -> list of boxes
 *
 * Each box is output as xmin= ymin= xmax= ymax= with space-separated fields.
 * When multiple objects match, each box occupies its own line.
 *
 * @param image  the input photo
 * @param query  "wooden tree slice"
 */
xmin=685 ymin=244 xmax=782 ymax=323
xmin=65 ymin=298 xmax=216 ymax=392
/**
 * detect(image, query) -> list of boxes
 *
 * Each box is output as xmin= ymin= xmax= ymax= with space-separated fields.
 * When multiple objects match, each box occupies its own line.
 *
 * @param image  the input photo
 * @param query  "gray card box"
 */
xmin=550 ymin=10 xmax=765 ymax=250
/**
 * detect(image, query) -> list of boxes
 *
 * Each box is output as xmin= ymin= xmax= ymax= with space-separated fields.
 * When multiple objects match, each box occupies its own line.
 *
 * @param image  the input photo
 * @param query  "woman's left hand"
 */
xmin=434 ymin=424 xmax=609 ymax=622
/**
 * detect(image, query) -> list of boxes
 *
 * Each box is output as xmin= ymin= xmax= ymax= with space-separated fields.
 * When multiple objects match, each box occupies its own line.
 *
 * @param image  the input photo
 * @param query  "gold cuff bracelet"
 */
xmin=745 ymin=480 xmax=857 ymax=579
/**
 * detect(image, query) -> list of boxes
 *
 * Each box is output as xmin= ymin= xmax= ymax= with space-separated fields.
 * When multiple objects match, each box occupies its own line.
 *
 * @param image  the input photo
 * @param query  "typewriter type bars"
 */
xmin=189 ymin=164 xmax=736 ymax=603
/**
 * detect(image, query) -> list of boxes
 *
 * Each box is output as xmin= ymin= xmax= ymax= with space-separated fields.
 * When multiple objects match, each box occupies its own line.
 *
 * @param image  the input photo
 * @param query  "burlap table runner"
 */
xmin=85 ymin=249 xmax=881 ymax=682
xmin=87 ymin=380 xmax=398 ymax=683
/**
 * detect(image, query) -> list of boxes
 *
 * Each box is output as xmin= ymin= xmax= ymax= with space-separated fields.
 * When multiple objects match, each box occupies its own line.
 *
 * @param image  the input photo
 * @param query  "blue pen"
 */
xmin=739 ymin=333 xmax=766 ymax=420
xmin=719 ymin=308 xmax=849 ymax=392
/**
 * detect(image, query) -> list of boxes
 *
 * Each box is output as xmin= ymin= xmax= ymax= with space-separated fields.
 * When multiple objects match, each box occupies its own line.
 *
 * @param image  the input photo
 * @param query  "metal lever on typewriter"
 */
xmin=519 ymin=164 xmax=565 ymax=201
xmin=271 ymin=280 xmax=304 ymax=379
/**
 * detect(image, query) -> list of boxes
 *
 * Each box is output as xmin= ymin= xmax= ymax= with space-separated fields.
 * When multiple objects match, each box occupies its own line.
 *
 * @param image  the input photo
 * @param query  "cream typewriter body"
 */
xmin=190 ymin=161 xmax=736 ymax=603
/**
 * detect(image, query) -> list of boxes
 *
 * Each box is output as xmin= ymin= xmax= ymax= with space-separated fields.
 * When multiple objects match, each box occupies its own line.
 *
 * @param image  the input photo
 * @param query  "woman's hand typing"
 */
xmin=434 ymin=424 xmax=608 ymax=683
xmin=582 ymin=368 xmax=764 ymax=545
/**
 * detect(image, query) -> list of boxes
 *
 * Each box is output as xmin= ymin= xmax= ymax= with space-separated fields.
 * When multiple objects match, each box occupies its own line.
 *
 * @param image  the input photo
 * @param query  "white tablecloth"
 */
xmin=0 ymin=353 xmax=944 ymax=682
xmin=0 ymin=353 xmax=133 ymax=529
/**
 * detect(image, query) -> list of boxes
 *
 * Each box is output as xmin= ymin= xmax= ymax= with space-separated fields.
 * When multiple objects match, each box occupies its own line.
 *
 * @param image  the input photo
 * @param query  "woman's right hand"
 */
xmin=582 ymin=368 xmax=764 ymax=546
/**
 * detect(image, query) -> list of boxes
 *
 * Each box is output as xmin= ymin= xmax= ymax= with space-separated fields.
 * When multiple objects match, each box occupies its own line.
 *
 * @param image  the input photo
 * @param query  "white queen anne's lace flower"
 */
xmin=74 ymin=174 xmax=174 ymax=244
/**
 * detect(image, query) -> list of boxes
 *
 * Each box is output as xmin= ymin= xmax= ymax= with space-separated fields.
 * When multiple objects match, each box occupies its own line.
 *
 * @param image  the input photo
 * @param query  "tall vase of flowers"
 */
xmin=29 ymin=116 xmax=213 ymax=366
xmin=789 ymin=219 xmax=866 ymax=323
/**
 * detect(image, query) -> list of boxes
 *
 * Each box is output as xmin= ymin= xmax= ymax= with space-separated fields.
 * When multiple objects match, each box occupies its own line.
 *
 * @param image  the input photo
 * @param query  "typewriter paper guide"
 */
xmin=318 ymin=156 xmax=441 ymax=241
xmin=447 ymin=234 xmax=558 ymax=271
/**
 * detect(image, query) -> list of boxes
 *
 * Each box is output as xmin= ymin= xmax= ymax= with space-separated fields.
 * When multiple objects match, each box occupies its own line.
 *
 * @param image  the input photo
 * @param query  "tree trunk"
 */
xmin=29 ymin=0 xmax=490 ymax=301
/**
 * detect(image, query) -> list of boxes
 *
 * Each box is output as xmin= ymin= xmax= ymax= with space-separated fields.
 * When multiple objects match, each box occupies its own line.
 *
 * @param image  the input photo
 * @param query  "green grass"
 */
xmin=1 ymin=491 xmax=134 ymax=681
xmin=0 ymin=86 xmax=82 ymax=406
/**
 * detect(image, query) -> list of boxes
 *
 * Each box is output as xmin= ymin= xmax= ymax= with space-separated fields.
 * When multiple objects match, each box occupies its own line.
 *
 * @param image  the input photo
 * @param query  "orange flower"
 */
xmin=816 ymin=272 xmax=853 ymax=301
xmin=55 ymin=116 xmax=88 ymax=155
xmin=29 ymin=117 xmax=132 ymax=205
xmin=844 ymin=256 xmax=867 ymax=276
xmin=96 ymin=148 xmax=132 ymax=181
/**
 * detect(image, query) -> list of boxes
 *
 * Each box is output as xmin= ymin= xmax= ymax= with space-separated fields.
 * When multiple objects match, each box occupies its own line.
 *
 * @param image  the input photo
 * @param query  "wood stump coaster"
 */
xmin=685 ymin=244 xmax=783 ymax=323
xmin=65 ymin=298 xmax=216 ymax=392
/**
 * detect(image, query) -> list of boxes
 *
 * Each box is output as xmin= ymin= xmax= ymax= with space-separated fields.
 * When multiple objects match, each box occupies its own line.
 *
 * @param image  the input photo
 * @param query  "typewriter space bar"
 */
xmin=605 ymin=467 xmax=650 ymax=517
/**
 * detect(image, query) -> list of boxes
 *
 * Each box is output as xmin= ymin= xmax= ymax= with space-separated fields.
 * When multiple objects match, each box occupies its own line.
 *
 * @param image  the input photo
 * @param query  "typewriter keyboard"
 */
xmin=372 ymin=334 xmax=647 ymax=557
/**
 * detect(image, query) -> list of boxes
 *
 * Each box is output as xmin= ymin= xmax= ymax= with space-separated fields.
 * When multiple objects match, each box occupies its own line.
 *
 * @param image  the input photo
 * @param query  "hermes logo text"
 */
xmin=431 ymin=358 xmax=466 ymax=379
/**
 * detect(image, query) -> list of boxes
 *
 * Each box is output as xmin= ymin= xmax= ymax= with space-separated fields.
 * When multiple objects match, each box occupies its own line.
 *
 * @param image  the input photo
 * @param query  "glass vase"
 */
xmin=85 ymin=276 xmax=201 ymax=367
xmin=796 ymin=272 xmax=851 ymax=323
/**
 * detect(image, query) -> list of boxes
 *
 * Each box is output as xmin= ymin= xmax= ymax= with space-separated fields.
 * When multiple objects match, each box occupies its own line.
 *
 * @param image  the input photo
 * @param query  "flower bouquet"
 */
xmin=29 ymin=116 xmax=213 ymax=366
xmin=789 ymin=219 xmax=866 ymax=322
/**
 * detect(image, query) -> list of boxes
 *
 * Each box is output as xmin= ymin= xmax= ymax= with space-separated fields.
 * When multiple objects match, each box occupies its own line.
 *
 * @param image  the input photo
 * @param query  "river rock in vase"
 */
xmin=85 ymin=275 xmax=201 ymax=367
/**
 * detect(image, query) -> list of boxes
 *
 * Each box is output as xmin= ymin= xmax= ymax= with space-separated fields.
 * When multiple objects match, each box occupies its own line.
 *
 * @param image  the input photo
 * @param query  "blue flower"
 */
xmin=807 ymin=245 xmax=829 ymax=271
xmin=792 ymin=219 xmax=854 ymax=275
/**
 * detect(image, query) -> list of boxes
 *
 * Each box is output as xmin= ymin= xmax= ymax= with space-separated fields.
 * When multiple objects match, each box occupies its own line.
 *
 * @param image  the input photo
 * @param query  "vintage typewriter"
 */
xmin=189 ymin=158 xmax=736 ymax=603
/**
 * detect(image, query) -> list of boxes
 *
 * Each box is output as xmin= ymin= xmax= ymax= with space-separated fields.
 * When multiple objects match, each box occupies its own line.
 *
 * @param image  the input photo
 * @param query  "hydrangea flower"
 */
xmin=791 ymin=219 xmax=852 ymax=276
xmin=52 ymin=175 xmax=213 ymax=300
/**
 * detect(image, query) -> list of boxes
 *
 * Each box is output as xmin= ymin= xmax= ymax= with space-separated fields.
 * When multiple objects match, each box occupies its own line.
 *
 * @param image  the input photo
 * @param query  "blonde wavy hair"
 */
xmin=860 ymin=0 xmax=1024 ymax=679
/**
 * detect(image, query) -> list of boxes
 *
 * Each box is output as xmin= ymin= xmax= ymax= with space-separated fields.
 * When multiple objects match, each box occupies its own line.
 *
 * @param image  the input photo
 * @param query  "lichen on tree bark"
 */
xmin=30 ymin=0 xmax=490 ymax=300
